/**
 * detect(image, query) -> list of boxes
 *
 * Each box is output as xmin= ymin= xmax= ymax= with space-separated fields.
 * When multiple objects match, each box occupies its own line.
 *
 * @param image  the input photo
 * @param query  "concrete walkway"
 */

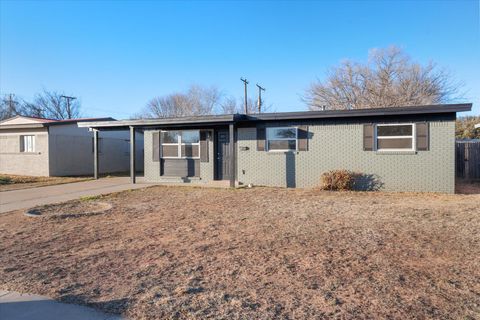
xmin=0 ymin=177 xmax=152 ymax=213
xmin=0 ymin=291 xmax=124 ymax=320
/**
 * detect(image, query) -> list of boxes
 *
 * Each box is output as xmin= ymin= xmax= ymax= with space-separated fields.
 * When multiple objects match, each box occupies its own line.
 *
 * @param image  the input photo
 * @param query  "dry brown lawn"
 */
xmin=0 ymin=186 xmax=479 ymax=319
xmin=0 ymin=174 xmax=92 ymax=192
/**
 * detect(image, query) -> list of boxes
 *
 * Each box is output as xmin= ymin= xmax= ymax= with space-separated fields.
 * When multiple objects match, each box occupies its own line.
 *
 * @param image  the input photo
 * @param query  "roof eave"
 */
xmin=45 ymin=117 xmax=116 ymax=126
xmin=246 ymin=103 xmax=472 ymax=121
xmin=0 ymin=123 xmax=47 ymax=130
xmin=78 ymin=114 xmax=238 ymax=129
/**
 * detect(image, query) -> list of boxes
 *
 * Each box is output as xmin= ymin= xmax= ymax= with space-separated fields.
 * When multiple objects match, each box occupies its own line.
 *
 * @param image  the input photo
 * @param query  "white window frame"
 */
xmin=161 ymin=130 xmax=200 ymax=159
xmin=21 ymin=135 xmax=35 ymax=153
xmin=266 ymin=127 xmax=298 ymax=152
xmin=375 ymin=123 xmax=416 ymax=152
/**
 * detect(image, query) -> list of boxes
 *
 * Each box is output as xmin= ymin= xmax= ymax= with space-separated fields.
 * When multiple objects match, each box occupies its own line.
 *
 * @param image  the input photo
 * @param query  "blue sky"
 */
xmin=1 ymin=0 xmax=479 ymax=118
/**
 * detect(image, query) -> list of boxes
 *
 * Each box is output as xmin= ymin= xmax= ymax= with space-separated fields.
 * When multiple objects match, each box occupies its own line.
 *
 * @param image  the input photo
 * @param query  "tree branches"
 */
xmin=135 ymin=85 xmax=272 ymax=119
xmin=305 ymin=46 xmax=463 ymax=110
xmin=0 ymin=90 xmax=81 ymax=120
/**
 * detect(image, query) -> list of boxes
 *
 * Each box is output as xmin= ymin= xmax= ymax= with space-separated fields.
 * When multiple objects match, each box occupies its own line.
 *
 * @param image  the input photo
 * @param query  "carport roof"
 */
xmin=0 ymin=116 xmax=115 ymax=130
xmin=77 ymin=103 xmax=472 ymax=130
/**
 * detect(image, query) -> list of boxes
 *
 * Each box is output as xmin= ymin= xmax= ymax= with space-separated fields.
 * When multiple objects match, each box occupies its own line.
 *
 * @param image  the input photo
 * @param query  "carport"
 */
xmin=78 ymin=115 xmax=240 ymax=187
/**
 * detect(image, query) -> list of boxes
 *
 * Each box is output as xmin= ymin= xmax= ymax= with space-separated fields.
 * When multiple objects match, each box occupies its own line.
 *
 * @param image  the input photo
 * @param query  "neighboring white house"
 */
xmin=0 ymin=115 xmax=143 ymax=176
xmin=475 ymin=123 xmax=479 ymax=129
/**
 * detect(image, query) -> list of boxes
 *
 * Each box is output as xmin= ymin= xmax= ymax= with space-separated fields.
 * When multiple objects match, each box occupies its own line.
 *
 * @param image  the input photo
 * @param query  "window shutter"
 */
xmin=200 ymin=130 xmax=209 ymax=162
xmin=363 ymin=124 xmax=374 ymax=151
xmin=416 ymin=122 xmax=429 ymax=151
xmin=297 ymin=125 xmax=309 ymax=151
xmin=20 ymin=136 xmax=24 ymax=152
xmin=257 ymin=125 xmax=266 ymax=151
xmin=152 ymin=131 xmax=160 ymax=162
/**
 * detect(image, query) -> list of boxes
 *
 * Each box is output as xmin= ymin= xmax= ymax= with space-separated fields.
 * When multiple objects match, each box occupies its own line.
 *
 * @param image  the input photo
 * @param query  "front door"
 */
xmin=216 ymin=130 xmax=231 ymax=180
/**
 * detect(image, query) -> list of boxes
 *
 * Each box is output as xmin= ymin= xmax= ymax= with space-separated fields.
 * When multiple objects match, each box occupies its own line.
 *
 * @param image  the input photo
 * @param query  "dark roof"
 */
xmin=77 ymin=103 xmax=472 ymax=130
xmin=246 ymin=103 xmax=471 ymax=121
xmin=78 ymin=114 xmax=236 ymax=129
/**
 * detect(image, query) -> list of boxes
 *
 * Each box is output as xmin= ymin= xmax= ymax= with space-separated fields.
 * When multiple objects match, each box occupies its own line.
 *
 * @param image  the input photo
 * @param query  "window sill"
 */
xmin=1 ymin=152 xmax=42 ymax=155
xmin=266 ymin=151 xmax=299 ymax=155
xmin=375 ymin=151 xmax=417 ymax=155
xmin=161 ymin=157 xmax=200 ymax=160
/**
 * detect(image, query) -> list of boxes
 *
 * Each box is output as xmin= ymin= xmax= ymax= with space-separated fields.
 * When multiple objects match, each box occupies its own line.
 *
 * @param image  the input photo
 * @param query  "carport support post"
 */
xmin=93 ymin=129 xmax=99 ymax=180
xmin=130 ymin=126 xmax=136 ymax=184
xmin=229 ymin=123 xmax=235 ymax=188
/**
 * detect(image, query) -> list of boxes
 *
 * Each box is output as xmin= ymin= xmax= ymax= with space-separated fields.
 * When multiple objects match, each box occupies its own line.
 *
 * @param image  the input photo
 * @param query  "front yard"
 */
xmin=0 ymin=186 xmax=479 ymax=319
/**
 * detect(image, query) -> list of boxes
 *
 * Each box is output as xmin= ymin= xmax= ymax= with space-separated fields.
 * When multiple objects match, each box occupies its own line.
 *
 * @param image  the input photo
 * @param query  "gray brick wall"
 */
xmin=144 ymin=130 xmax=162 ymax=182
xmin=199 ymin=130 xmax=215 ymax=181
xmin=143 ymin=120 xmax=455 ymax=193
xmin=236 ymin=120 xmax=455 ymax=193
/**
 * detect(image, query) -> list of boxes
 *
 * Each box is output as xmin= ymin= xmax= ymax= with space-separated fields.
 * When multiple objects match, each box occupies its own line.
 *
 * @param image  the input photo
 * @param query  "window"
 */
xmin=375 ymin=124 xmax=415 ymax=151
xmin=161 ymin=130 xmax=200 ymax=158
xmin=266 ymin=127 xmax=297 ymax=151
xmin=20 ymin=135 xmax=35 ymax=152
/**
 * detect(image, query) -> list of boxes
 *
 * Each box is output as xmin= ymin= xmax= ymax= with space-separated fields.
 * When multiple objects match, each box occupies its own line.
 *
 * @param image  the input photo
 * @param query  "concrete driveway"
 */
xmin=0 ymin=177 xmax=152 ymax=213
xmin=0 ymin=291 xmax=123 ymax=320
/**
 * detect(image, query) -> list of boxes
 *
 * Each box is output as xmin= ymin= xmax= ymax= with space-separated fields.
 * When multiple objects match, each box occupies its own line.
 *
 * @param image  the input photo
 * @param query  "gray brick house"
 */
xmin=79 ymin=103 xmax=472 ymax=193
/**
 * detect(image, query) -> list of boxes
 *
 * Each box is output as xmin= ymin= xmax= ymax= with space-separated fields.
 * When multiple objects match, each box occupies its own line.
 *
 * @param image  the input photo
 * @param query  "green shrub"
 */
xmin=321 ymin=170 xmax=355 ymax=191
xmin=0 ymin=176 xmax=12 ymax=185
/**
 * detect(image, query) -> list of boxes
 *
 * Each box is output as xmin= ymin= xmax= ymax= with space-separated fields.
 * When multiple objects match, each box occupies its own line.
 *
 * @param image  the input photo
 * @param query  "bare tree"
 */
xmin=24 ymin=90 xmax=81 ymax=119
xmin=137 ymin=85 xmax=222 ymax=118
xmin=136 ymin=85 xmax=274 ymax=119
xmin=218 ymin=96 xmax=240 ymax=114
xmin=305 ymin=46 xmax=463 ymax=110
xmin=0 ymin=94 xmax=27 ymax=120
xmin=219 ymin=96 xmax=272 ymax=114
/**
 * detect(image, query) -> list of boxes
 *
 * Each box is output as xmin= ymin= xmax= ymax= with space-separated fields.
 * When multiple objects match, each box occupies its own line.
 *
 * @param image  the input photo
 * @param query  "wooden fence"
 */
xmin=456 ymin=140 xmax=480 ymax=180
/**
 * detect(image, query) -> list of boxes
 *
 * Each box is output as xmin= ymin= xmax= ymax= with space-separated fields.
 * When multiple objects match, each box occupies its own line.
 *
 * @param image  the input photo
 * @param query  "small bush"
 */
xmin=321 ymin=170 xmax=355 ymax=191
xmin=0 ymin=176 xmax=12 ymax=185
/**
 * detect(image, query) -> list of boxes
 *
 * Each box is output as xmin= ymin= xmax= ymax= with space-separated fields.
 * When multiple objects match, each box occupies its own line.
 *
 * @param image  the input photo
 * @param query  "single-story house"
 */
xmin=475 ymin=123 xmax=480 ymax=129
xmin=0 ymin=115 xmax=143 ymax=177
xmin=79 ymin=103 xmax=472 ymax=193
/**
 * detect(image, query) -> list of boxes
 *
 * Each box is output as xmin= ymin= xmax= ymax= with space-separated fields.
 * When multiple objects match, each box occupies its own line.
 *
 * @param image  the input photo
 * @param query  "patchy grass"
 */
xmin=0 ymin=174 xmax=92 ymax=191
xmin=0 ymin=186 xmax=479 ymax=319
xmin=79 ymin=195 xmax=103 ymax=202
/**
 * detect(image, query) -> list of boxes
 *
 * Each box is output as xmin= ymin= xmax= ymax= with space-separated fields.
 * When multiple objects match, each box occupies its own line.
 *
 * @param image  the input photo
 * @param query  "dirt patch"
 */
xmin=0 ymin=175 xmax=92 ymax=192
xmin=0 ymin=186 xmax=479 ymax=319
xmin=25 ymin=201 xmax=112 ymax=219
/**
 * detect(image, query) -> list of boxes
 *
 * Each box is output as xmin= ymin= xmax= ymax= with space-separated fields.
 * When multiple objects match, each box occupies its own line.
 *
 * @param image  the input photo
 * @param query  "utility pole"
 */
xmin=60 ymin=95 xmax=77 ymax=119
xmin=240 ymin=77 xmax=249 ymax=114
xmin=256 ymin=84 xmax=265 ymax=113
xmin=7 ymin=94 xmax=15 ymax=112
